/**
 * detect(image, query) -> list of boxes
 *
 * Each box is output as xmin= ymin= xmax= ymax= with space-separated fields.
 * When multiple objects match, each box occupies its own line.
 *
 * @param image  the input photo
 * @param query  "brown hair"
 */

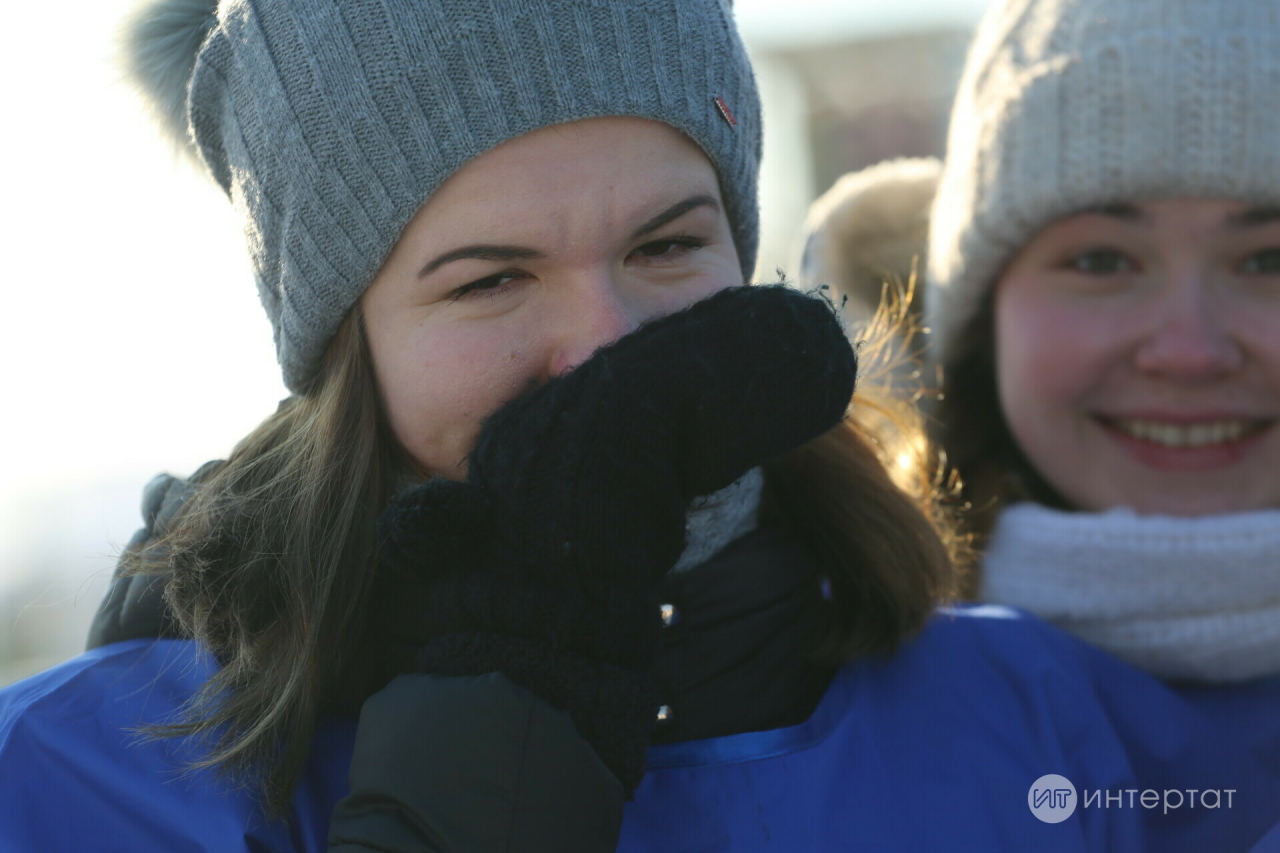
xmin=130 ymin=295 xmax=962 ymax=815
xmin=126 ymin=304 xmax=408 ymax=813
xmin=764 ymin=409 xmax=960 ymax=661
xmin=934 ymin=291 xmax=1072 ymax=572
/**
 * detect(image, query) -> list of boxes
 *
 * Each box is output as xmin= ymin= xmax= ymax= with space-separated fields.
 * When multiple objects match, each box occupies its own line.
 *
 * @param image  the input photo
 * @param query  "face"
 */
xmin=361 ymin=117 xmax=743 ymax=480
xmin=994 ymin=198 xmax=1280 ymax=515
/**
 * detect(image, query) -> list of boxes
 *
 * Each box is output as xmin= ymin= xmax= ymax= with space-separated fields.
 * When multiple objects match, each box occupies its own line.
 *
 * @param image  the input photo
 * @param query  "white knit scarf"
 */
xmin=981 ymin=503 xmax=1280 ymax=683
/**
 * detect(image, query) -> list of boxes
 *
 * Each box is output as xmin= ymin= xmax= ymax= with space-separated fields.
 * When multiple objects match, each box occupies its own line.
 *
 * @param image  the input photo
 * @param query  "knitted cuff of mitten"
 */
xmin=417 ymin=632 xmax=661 ymax=796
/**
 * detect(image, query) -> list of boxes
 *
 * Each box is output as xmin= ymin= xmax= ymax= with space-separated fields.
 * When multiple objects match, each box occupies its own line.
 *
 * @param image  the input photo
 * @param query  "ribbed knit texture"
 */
xmin=927 ymin=0 xmax=1280 ymax=364
xmin=174 ymin=0 xmax=761 ymax=392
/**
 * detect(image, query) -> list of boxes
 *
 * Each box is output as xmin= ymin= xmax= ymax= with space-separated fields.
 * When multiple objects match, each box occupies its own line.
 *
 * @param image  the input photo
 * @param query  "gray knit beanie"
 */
xmin=125 ymin=0 xmax=761 ymax=393
xmin=927 ymin=0 xmax=1280 ymax=365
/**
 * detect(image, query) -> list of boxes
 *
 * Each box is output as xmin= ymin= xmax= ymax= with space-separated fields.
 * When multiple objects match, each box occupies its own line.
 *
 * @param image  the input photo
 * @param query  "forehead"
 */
xmin=395 ymin=117 xmax=724 ymax=258
xmin=433 ymin=117 xmax=716 ymax=203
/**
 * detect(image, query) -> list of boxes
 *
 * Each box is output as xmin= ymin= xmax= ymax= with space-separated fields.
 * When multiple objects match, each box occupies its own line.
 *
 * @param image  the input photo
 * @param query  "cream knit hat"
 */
xmin=926 ymin=0 xmax=1280 ymax=364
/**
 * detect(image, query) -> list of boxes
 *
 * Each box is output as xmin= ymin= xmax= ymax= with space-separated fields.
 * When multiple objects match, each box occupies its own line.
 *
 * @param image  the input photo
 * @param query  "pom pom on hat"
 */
xmin=121 ymin=0 xmax=218 ymax=156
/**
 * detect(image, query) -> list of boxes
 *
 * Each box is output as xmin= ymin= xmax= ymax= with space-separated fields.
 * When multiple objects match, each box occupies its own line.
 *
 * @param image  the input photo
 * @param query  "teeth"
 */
xmin=1111 ymin=419 xmax=1253 ymax=447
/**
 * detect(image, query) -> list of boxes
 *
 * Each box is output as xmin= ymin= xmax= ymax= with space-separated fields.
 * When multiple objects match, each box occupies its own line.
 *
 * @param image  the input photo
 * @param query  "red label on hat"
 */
xmin=713 ymin=95 xmax=737 ymax=128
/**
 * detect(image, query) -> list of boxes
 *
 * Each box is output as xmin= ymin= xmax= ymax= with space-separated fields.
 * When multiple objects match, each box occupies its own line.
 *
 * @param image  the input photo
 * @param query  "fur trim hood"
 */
xmin=798 ymin=158 xmax=940 ymax=322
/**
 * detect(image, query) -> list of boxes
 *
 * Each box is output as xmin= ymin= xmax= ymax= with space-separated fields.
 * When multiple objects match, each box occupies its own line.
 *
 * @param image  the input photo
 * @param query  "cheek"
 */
xmin=628 ymin=258 xmax=741 ymax=326
xmin=670 ymin=250 xmax=743 ymax=298
xmin=377 ymin=325 xmax=538 ymax=477
xmin=993 ymin=284 xmax=1110 ymax=441
xmin=1240 ymin=313 xmax=1280 ymax=386
xmin=678 ymin=269 xmax=738 ymax=307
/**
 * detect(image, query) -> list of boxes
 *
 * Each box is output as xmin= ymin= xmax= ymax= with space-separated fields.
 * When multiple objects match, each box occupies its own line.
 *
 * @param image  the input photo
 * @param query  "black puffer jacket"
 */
xmin=87 ymin=467 xmax=835 ymax=852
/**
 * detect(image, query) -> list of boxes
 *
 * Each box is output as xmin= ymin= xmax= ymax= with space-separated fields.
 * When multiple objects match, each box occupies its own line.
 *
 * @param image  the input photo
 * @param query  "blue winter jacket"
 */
xmin=5 ymin=471 xmax=1278 ymax=851
xmin=2 ymin=605 xmax=1277 ymax=852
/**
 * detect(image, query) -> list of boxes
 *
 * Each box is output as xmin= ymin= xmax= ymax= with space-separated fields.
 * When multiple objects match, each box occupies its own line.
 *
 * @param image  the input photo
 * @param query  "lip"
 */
xmin=1093 ymin=414 xmax=1276 ymax=472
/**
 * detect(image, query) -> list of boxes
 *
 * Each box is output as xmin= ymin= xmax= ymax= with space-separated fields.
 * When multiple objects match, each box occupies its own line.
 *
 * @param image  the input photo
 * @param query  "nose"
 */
xmin=549 ymin=274 xmax=645 ymax=376
xmin=1132 ymin=278 xmax=1244 ymax=380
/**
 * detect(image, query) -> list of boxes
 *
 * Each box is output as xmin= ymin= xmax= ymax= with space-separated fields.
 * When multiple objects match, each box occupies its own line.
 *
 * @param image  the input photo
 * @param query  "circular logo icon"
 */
xmin=1028 ymin=774 xmax=1077 ymax=823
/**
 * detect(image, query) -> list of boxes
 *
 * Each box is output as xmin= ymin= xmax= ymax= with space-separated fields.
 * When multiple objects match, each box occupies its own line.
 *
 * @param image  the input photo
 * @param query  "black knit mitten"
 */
xmin=373 ymin=284 xmax=857 ymax=793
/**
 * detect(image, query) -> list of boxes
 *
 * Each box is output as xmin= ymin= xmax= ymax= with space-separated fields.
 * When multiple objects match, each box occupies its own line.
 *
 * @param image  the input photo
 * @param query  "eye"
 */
xmin=629 ymin=236 xmax=706 ymax=261
xmin=1240 ymin=248 xmax=1280 ymax=275
xmin=449 ymin=271 xmax=528 ymax=302
xmin=1065 ymin=248 xmax=1137 ymax=275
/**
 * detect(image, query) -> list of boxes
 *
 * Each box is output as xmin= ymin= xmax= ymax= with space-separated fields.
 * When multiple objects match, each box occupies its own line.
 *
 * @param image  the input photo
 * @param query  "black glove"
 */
xmin=372 ymin=284 xmax=857 ymax=794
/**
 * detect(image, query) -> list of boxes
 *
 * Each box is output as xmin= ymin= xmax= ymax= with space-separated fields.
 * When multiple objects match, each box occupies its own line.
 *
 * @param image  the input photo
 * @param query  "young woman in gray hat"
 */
xmin=0 ymin=0 xmax=1236 ymax=850
xmin=804 ymin=1 xmax=1280 ymax=850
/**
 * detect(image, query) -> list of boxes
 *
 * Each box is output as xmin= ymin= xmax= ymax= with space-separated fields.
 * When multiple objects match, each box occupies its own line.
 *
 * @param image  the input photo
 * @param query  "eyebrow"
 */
xmin=419 ymin=245 xmax=543 ymax=278
xmin=629 ymin=194 xmax=720 ymax=241
xmin=1080 ymin=203 xmax=1144 ymax=221
xmin=1226 ymin=207 xmax=1280 ymax=227
xmin=417 ymin=194 xmax=721 ymax=279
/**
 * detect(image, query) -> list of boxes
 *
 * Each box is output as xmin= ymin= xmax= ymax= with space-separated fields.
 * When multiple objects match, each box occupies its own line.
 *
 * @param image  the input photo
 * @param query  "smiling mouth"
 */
xmin=1101 ymin=417 xmax=1274 ymax=448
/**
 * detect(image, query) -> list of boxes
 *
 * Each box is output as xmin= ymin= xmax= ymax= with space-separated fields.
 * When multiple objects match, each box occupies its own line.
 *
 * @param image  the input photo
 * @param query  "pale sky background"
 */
xmin=0 ymin=0 xmax=989 ymax=676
